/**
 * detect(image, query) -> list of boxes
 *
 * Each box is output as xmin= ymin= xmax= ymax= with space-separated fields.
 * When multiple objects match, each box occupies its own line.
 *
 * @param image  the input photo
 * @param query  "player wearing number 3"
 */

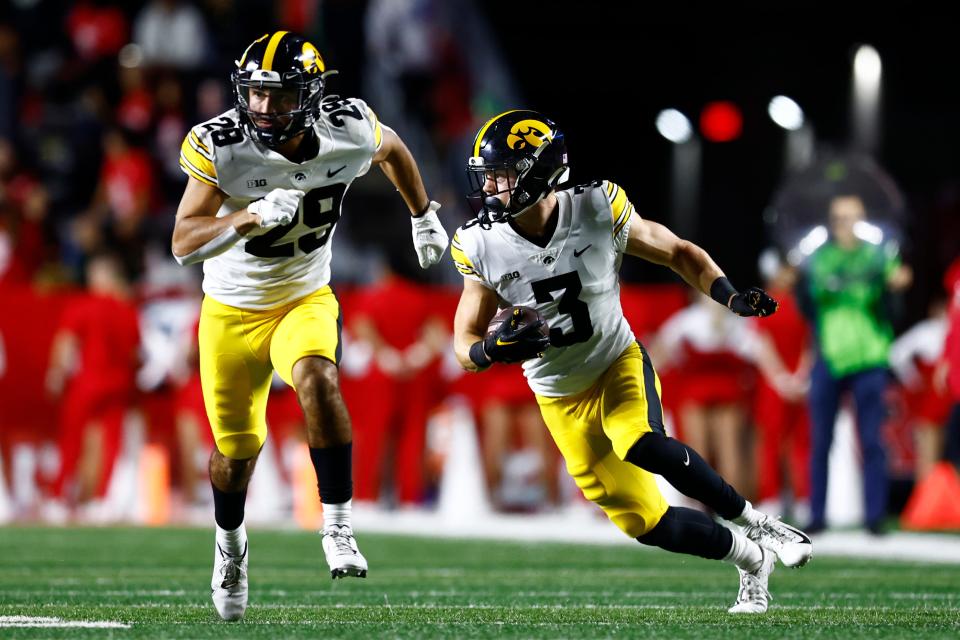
xmin=171 ymin=32 xmax=448 ymax=621
xmin=450 ymin=110 xmax=811 ymax=613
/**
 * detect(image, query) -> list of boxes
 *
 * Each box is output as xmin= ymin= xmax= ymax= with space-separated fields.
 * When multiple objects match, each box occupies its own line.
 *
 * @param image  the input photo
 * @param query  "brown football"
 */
xmin=486 ymin=306 xmax=549 ymax=339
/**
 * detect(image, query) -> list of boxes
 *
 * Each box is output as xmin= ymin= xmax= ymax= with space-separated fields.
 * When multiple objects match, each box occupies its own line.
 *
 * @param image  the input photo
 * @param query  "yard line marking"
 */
xmin=108 ymin=602 xmax=915 ymax=612
xmin=0 ymin=616 xmax=130 ymax=629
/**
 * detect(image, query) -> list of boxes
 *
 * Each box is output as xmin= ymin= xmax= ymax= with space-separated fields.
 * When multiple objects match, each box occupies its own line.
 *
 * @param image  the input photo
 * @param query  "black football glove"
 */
xmin=728 ymin=286 xmax=779 ymax=317
xmin=483 ymin=312 xmax=551 ymax=364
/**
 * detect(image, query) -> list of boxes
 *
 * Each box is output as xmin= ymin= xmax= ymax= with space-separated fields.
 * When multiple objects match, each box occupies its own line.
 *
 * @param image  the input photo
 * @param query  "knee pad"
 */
xmin=216 ymin=433 xmax=263 ymax=460
xmin=570 ymin=461 xmax=666 ymax=538
xmin=571 ymin=468 xmax=611 ymax=504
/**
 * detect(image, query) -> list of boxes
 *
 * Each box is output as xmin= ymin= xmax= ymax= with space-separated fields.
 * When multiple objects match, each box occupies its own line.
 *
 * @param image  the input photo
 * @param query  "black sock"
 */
xmin=211 ymin=484 xmax=247 ymax=530
xmin=637 ymin=506 xmax=733 ymax=560
xmin=309 ymin=443 xmax=353 ymax=504
xmin=625 ymin=432 xmax=745 ymax=520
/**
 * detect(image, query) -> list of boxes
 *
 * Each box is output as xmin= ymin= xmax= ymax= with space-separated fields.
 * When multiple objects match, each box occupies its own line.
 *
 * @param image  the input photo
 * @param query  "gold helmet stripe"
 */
xmin=239 ymin=33 xmax=269 ymax=68
xmin=472 ymin=110 xmax=521 ymax=157
xmin=262 ymin=31 xmax=290 ymax=71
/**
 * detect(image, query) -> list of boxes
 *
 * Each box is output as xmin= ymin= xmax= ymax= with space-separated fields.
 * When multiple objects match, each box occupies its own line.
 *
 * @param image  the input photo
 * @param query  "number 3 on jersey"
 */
xmin=531 ymin=271 xmax=594 ymax=347
xmin=245 ymin=183 xmax=346 ymax=258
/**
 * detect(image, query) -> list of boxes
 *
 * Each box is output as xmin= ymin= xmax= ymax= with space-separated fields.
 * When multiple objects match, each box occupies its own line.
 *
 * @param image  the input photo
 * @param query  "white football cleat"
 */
xmin=742 ymin=514 xmax=813 ymax=568
xmin=322 ymin=524 xmax=368 ymax=579
xmin=211 ymin=541 xmax=248 ymax=621
xmin=728 ymin=547 xmax=775 ymax=614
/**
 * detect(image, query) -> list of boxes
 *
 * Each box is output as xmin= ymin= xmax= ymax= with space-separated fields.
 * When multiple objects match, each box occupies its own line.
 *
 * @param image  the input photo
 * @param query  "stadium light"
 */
xmin=769 ymin=95 xmax=813 ymax=172
xmin=768 ymin=96 xmax=804 ymax=131
xmin=655 ymin=109 xmax=699 ymax=240
xmin=852 ymin=44 xmax=882 ymax=153
xmin=656 ymin=109 xmax=693 ymax=144
xmin=854 ymin=45 xmax=882 ymax=90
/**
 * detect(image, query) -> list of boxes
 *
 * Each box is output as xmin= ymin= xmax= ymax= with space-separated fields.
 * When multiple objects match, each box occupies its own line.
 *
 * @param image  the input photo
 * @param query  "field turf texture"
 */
xmin=0 ymin=526 xmax=957 ymax=638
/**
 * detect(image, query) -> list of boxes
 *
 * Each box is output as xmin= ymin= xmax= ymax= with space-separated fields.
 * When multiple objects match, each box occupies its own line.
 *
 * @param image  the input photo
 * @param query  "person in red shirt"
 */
xmin=0 ymin=140 xmax=50 ymax=285
xmin=937 ymin=257 xmax=960 ymax=468
xmin=170 ymin=315 xmax=215 ymax=508
xmin=341 ymin=266 xmax=447 ymax=504
xmin=649 ymin=293 xmax=759 ymax=498
xmin=750 ymin=251 xmax=812 ymax=519
xmin=890 ymin=299 xmax=951 ymax=480
xmin=426 ymin=289 xmax=559 ymax=512
xmin=74 ymin=128 xmax=155 ymax=276
xmin=46 ymin=253 xmax=141 ymax=515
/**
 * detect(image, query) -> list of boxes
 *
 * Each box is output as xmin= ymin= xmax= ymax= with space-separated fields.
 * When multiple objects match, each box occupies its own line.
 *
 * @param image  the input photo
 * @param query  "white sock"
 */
xmin=322 ymin=499 xmax=352 ymax=530
xmin=724 ymin=529 xmax=763 ymax=573
xmin=216 ymin=522 xmax=247 ymax=557
xmin=732 ymin=500 xmax=760 ymax=526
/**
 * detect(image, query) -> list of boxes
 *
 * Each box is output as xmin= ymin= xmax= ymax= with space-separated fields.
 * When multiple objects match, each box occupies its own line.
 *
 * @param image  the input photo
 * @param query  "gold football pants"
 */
xmin=536 ymin=342 xmax=669 ymax=537
xmin=198 ymin=286 xmax=342 ymax=459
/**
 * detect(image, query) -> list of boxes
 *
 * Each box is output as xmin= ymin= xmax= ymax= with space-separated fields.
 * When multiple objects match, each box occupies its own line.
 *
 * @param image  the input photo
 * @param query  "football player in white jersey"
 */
xmin=171 ymin=31 xmax=448 ymax=621
xmin=450 ymin=110 xmax=811 ymax=614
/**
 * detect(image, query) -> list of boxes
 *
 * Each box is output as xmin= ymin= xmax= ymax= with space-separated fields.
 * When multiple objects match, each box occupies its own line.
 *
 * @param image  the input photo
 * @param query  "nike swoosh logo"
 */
xmin=496 ymin=338 xmax=518 ymax=346
xmin=682 ymin=449 xmax=690 ymax=466
xmin=573 ymin=244 xmax=592 ymax=258
xmin=327 ymin=165 xmax=347 ymax=178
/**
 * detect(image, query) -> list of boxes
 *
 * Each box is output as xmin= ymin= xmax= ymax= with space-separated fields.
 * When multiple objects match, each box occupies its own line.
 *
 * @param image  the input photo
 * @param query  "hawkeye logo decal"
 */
xmin=528 ymin=248 xmax=560 ymax=268
xmin=300 ymin=42 xmax=325 ymax=74
xmin=507 ymin=120 xmax=553 ymax=151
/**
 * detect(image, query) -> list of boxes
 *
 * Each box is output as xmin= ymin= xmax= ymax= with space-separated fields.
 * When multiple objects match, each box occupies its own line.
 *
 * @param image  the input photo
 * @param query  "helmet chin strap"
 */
xmin=480 ymin=193 xmax=534 ymax=227
xmin=475 ymin=196 xmax=506 ymax=229
xmin=483 ymin=196 xmax=506 ymax=216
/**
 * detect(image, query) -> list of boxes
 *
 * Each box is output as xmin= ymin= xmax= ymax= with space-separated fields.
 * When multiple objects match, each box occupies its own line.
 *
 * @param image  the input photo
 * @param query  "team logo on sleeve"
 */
xmin=507 ymin=119 xmax=553 ymax=150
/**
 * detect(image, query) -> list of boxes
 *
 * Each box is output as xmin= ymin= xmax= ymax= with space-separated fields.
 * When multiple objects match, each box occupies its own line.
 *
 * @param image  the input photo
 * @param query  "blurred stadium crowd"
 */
xmin=0 ymin=1 xmax=959 ymax=532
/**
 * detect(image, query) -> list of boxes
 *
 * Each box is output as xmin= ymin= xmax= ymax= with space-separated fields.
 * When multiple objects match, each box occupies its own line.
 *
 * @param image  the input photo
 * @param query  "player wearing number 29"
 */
xmin=451 ymin=110 xmax=812 ymax=613
xmin=171 ymin=31 xmax=448 ymax=621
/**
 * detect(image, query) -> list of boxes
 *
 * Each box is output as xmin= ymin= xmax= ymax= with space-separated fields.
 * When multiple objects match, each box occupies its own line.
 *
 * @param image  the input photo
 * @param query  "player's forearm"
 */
xmin=670 ymin=240 xmax=726 ymax=296
xmin=171 ymin=209 xmax=259 ymax=262
xmin=377 ymin=141 xmax=430 ymax=215
xmin=454 ymin=332 xmax=486 ymax=372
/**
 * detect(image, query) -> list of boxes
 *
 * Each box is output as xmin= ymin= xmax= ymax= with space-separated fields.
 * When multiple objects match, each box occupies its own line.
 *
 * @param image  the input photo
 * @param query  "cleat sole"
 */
xmin=790 ymin=551 xmax=812 ymax=569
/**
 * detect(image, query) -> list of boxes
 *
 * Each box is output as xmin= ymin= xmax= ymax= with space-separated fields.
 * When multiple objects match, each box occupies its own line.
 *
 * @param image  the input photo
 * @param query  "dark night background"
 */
xmin=474 ymin=4 xmax=960 ymax=328
xmin=2 ymin=1 xmax=958 ymax=329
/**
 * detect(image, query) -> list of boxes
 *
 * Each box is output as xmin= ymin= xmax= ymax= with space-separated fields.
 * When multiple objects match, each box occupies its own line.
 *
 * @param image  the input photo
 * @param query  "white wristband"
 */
xmin=173 ymin=226 xmax=242 ymax=266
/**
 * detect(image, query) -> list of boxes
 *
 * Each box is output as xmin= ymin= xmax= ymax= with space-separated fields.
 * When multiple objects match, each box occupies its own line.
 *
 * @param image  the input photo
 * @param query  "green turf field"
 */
xmin=0 ymin=526 xmax=957 ymax=638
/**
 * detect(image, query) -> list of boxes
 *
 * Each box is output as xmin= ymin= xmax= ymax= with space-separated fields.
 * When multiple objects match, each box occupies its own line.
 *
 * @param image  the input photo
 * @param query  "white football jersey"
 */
xmin=452 ymin=180 xmax=637 ymax=397
xmin=179 ymin=98 xmax=383 ymax=309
